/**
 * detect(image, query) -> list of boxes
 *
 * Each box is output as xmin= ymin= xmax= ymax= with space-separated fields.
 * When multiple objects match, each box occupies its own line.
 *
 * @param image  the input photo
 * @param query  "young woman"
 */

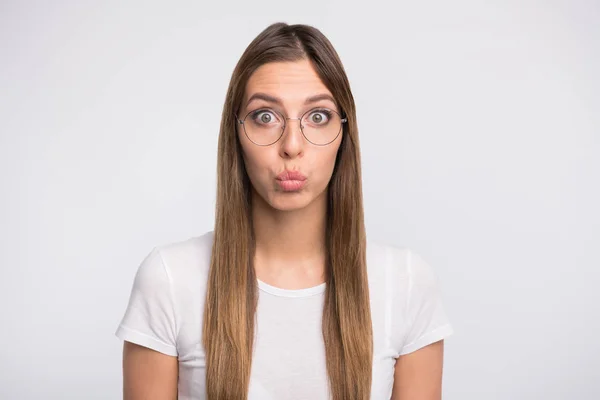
xmin=115 ymin=22 xmax=453 ymax=400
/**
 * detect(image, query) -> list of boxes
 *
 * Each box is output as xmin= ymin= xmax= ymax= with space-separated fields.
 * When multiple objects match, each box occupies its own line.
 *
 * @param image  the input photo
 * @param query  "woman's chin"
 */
xmin=267 ymin=192 xmax=312 ymax=212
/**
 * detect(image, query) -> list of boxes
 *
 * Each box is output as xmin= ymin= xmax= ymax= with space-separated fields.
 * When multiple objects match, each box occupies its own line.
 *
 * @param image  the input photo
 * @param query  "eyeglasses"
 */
xmin=235 ymin=107 xmax=347 ymax=146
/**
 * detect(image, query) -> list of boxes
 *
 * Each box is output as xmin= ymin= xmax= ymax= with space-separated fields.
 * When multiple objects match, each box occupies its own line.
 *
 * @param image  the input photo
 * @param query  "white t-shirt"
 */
xmin=115 ymin=231 xmax=453 ymax=399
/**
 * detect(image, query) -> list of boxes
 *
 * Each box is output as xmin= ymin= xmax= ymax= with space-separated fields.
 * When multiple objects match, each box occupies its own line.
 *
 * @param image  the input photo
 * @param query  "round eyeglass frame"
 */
xmin=235 ymin=107 xmax=348 ymax=146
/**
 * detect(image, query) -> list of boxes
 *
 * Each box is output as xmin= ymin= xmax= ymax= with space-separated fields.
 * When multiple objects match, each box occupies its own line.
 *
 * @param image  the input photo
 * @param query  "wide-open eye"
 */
xmin=250 ymin=109 xmax=280 ymax=126
xmin=305 ymin=108 xmax=332 ymax=126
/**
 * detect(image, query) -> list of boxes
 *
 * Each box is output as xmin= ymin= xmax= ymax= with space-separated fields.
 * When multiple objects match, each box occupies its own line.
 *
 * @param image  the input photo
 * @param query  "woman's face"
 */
xmin=237 ymin=59 xmax=343 ymax=212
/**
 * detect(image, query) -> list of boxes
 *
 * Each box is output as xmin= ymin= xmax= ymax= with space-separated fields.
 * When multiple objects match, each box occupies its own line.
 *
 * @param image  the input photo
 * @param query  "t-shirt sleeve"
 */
xmin=115 ymin=247 xmax=179 ymax=357
xmin=398 ymin=249 xmax=454 ymax=356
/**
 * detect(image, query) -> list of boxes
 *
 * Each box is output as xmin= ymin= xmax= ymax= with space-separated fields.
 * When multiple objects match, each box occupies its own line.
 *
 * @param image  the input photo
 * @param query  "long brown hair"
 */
xmin=202 ymin=22 xmax=373 ymax=399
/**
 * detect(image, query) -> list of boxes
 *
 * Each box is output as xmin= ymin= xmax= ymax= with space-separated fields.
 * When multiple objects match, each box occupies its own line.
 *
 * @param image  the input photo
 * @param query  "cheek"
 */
xmin=325 ymin=139 xmax=342 ymax=168
xmin=239 ymin=142 xmax=273 ymax=184
xmin=312 ymin=147 xmax=341 ymax=184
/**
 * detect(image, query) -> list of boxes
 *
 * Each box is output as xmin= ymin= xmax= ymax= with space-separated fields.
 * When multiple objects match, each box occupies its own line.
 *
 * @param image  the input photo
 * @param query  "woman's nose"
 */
xmin=279 ymin=118 xmax=305 ymax=157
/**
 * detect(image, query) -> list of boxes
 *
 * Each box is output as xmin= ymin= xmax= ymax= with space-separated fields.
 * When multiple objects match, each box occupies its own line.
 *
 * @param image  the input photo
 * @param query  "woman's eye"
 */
xmin=308 ymin=110 xmax=331 ymax=124
xmin=252 ymin=110 xmax=278 ymax=124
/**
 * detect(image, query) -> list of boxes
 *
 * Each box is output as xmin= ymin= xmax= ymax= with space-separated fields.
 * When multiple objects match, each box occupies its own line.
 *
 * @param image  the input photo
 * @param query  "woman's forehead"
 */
xmin=243 ymin=60 xmax=333 ymax=106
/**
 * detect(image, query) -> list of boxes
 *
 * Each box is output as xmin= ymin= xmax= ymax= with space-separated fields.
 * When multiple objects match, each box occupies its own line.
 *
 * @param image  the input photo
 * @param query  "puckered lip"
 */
xmin=276 ymin=170 xmax=307 ymax=181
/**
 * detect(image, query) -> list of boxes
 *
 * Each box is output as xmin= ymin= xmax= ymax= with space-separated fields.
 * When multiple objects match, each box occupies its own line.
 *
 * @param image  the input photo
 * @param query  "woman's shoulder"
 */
xmin=366 ymin=238 xmax=453 ymax=355
xmin=366 ymin=238 xmax=409 ymax=273
xmin=153 ymin=230 xmax=215 ymax=283
xmin=366 ymin=238 xmax=439 ymax=286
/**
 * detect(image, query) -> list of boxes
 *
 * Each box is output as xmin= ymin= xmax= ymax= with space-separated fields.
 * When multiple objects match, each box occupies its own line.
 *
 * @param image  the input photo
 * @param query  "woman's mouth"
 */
xmin=276 ymin=170 xmax=307 ymax=192
xmin=276 ymin=179 xmax=306 ymax=191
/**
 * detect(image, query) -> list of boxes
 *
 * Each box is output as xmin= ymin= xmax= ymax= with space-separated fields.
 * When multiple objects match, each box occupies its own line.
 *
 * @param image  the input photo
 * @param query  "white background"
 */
xmin=1 ymin=1 xmax=598 ymax=399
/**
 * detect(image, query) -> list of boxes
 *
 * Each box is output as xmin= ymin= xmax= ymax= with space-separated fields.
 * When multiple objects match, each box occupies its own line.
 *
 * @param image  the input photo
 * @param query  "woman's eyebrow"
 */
xmin=246 ymin=92 xmax=337 ymax=107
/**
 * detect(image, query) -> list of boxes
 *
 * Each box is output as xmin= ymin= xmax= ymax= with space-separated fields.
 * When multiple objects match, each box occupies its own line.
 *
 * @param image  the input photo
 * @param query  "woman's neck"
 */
xmin=251 ymin=188 xmax=328 ymax=287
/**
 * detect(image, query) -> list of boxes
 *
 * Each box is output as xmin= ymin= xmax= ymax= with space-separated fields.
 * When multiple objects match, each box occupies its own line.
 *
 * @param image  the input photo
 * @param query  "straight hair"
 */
xmin=202 ymin=22 xmax=373 ymax=399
